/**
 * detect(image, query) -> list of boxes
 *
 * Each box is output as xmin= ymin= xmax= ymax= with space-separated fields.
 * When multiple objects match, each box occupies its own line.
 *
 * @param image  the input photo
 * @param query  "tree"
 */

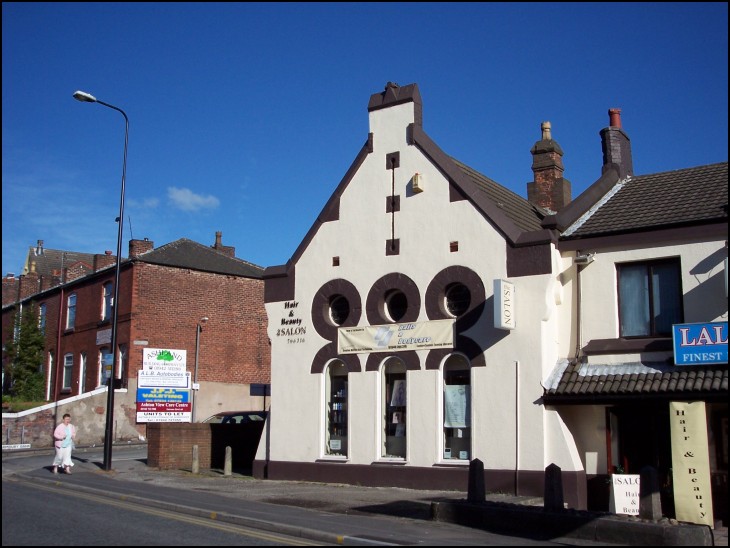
xmin=5 ymin=304 xmax=45 ymax=401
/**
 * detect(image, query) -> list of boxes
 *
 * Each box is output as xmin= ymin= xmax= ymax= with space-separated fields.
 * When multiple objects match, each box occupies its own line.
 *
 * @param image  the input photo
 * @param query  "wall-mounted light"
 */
xmin=412 ymin=172 xmax=424 ymax=193
xmin=574 ymin=252 xmax=595 ymax=266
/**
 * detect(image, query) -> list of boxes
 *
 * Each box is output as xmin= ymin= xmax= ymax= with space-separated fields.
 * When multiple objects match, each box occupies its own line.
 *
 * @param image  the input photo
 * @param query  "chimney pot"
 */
xmin=609 ymin=108 xmax=622 ymax=128
xmin=541 ymin=121 xmax=552 ymax=141
xmin=105 ymin=250 xmax=113 ymax=255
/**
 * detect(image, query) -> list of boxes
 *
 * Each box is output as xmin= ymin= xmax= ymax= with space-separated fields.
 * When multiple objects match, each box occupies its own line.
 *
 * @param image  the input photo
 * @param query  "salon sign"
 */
xmin=338 ymin=319 xmax=454 ymax=354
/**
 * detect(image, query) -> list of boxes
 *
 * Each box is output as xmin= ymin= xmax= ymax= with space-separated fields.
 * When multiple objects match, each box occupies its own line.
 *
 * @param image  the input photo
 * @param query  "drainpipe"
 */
xmin=515 ymin=359 xmax=520 ymax=496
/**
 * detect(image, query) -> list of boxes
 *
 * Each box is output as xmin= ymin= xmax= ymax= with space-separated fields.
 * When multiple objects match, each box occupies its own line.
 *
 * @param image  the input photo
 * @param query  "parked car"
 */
xmin=201 ymin=411 xmax=268 ymax=424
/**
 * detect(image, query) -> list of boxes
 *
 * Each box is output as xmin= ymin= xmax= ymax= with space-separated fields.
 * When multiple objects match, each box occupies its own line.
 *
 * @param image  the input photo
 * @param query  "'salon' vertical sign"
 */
xmin=494 ymin=279 xmax=515 ymax=330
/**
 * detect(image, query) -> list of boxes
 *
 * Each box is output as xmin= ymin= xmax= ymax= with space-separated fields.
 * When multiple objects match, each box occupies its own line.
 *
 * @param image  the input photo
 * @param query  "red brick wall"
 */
xmin=128 ymin=263 xmax=270 ymax=385
xmin=147 ymin=423 xmax=211 ymax=469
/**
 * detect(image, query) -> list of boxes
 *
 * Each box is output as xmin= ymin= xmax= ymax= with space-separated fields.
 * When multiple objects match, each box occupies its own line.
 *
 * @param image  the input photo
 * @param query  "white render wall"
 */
xmin=575 ymin=238 xmax=727 ymax=362
xmin=262 ymin=99 xmax=582 ymax=474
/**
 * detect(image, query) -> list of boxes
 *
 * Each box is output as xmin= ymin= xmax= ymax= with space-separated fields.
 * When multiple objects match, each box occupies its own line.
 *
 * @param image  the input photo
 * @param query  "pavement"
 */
xmin=3 ymin=443 xmax=726 ymax=546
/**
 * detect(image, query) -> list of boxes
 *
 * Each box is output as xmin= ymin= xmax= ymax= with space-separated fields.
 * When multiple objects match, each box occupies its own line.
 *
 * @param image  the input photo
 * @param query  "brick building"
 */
xmin=2 ymin=232 xmax=270 ymax=447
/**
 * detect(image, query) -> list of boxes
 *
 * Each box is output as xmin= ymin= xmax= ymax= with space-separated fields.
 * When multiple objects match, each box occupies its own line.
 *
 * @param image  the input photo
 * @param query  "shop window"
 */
xmin=66 ymin=294 xmax=77 ymax=330
xmin=617 ymin=259 xmax=682 ymax=337
xmin=384 ymin=290 xmax=407 ymax=323
xmin=63 ymin=353 xmax=73 ymax=390
xmin=382 ymin=358 xmax=407 ymax=459
xmin=445 ymin=283 xmax=471 ymax=317
xmin=329 ymin=295 xmax=350 ymax=326
xmin=442 ymin=355 xmax=471 ymax=461
xmin=325 ymin=361 xmax=348 ymax=457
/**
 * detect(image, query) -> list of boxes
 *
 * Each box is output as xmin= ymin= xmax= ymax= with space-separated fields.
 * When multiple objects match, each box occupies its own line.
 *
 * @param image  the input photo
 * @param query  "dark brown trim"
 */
xmin=386 ymin=195 xmax=400 ymax=213
xmin=365 ymin=273 xmax=420 ymax=325
xmin=365 ymin=351 xmax=420 ymax=372
xmin=385 ymin=151 xmax=400 ymax=169
xmin=507 ymin=243 xmax=553 ymax=277
xmin=310 ymin=278 xmax=362 ymax=341
xmin=251 ymin=460 xmax=586 ymax=509
xmin=559 ymin=222 xmax=728 ymax=252
xmin=263 ymin=264 xmax=295 ymax=303
xmin=424 ymin=265 xmax=485 ymax=323
xmin=310 ymin=343 xmax=362 ymax=374
xmin=582 ymin=337 xmax=673 ymax=355
xmin=385 ymin=239 xmax=400 ymax=255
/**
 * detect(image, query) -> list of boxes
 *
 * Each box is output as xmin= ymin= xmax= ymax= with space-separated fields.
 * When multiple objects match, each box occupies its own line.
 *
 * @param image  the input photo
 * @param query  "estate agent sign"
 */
xmin=672 ymin=322 xmax=728 ymax=365
xmin=137 ymin=348 xmax=191 ymax=422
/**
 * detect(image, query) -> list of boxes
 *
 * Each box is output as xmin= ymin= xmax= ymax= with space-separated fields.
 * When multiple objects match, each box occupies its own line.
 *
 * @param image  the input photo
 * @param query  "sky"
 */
xmin=2 ymin=2 xmax=728 ymax=277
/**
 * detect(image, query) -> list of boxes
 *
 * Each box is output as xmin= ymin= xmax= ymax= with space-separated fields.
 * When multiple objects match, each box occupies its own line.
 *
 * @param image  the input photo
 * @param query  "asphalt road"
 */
xmin=3 ymin=444 xmax=625 ymax=546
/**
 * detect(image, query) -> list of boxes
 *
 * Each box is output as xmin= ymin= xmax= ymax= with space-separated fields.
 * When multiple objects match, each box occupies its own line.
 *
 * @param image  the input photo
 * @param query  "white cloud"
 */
xmin=127 ymin=197 xmax=160 ymax=209
xmin=167 ymin=187 xmax=220 ymax=212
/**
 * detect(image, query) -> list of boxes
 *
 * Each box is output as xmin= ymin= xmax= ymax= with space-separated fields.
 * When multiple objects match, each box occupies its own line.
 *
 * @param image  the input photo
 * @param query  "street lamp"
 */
xmin=73 ymin=90 xmax=129 ymax=471
xmin=192 ymin=317 xmax=209 ymax=422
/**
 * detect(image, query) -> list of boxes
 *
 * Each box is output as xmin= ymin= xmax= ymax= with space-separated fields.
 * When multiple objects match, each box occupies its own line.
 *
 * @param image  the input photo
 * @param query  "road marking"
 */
xmin=9 ymin=477 xmax=324 ymax=546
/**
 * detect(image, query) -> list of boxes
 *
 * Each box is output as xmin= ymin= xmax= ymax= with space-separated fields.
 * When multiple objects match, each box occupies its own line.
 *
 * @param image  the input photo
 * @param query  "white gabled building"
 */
xmin=254 ymin=83 xmax=728 ymax=520
xmin=255 ymin=82 xmax=587 ymax=507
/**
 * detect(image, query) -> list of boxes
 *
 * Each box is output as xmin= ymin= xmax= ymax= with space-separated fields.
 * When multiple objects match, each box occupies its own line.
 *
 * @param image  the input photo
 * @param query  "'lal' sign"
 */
xmin=672 ymin=322 xmax=728 ymax=365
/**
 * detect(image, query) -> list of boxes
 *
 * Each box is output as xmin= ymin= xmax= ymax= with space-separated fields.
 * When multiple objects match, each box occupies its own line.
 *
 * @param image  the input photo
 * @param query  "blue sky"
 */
xmin=3 ymin=3 xmax=727 ymax=277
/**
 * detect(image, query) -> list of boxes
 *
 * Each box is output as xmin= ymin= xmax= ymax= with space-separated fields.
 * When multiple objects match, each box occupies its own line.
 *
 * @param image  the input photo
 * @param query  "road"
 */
xmin=2 ymin=477 xmax=323 ymax=546
xmin=3 ymin=445 xmax=623 ymax=546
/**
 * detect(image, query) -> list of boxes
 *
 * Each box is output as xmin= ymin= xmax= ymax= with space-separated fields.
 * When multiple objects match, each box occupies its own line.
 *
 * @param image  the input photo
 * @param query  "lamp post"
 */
xmin=192 ymin=317 xmax=209 ymax=422
xmin=73 ymin=90 xmax=128 ymax=471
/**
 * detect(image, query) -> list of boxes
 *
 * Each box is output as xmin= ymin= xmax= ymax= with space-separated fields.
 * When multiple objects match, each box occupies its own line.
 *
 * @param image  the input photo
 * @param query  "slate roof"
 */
xmin=543 ymin=359 xmax=728 ymax=403
xmin=453 ymin=159 xmax=546 ymax=232
xmin=563 ymin=162 xmax=728 ymax=238
xmin=22 ymin=247 xmax=96 ymax=278
xmin=136 ymin=238 xmax=264 ymax=278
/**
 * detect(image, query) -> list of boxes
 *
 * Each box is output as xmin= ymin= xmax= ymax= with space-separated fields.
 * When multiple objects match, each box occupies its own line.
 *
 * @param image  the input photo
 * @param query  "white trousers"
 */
xmin=53 ymin=445 xmax=73 ymax=468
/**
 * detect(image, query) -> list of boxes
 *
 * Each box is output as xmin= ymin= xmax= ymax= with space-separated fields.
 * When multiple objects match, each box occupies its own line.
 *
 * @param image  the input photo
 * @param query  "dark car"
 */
xmin=202 ymin=411 xmax=268 ymax=425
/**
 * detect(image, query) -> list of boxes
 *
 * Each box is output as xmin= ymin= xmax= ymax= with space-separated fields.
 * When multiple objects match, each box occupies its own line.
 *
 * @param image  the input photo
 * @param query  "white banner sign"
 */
xmin=136 ymin=411 xmax=191 ymax=423
xmin=338 ymin=319 xmax=454 ymax=354
xmin=143 ymin=348 xmax=187 ymax=370
xmin=138 ymin=370 xmax=191 ymax=388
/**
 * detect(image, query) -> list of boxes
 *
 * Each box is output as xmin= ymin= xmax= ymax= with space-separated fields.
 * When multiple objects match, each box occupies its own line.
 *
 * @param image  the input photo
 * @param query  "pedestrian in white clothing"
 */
xmin=52 ymin=413 xmax=77 ymax=474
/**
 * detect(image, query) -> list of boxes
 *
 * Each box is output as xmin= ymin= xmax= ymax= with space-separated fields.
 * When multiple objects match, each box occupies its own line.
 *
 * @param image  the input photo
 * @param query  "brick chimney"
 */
xmin=211 ymin=231 xmax=235 ymax=258
xmin=94 ymin=250 xmax=116 ymax=271
xmin=527 ymin=121 xmax=571 ymax=213
xmin=2 ymin=274 xmax=19 ymax=307
xmin=19 ymin=263 xmax=41 ymax=299
xmin=600 ymin=108 xmax=633 ymax=179
xmin=129 ymin=238 xmax=154 ymax=258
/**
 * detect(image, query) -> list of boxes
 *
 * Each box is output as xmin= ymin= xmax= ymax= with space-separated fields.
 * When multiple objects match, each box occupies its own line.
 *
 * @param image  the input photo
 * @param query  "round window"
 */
xmin=329 ymin=295 xmax=350 ymax=326
xmin=445 ymin=283 xmax=470 ymax=317
xmin=384 ymin=290 xmax=408 ymax=322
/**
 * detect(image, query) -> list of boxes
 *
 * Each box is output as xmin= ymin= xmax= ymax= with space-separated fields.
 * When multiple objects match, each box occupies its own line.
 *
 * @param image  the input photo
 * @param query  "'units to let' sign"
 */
xmin=672 ymin=322 xmax=728 ymax=365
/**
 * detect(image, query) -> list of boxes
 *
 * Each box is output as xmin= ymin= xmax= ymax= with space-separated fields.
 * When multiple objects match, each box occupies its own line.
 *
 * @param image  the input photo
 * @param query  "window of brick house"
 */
xmin=66 ymin=294 xmax=77 ymax=330
xmin=101 ymin=282 xmax=113 ymax=322
xmin=617 ymin=259 xmax=682 ymax=337
xmin=63 ymin=353 xmax=73 ymax=390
